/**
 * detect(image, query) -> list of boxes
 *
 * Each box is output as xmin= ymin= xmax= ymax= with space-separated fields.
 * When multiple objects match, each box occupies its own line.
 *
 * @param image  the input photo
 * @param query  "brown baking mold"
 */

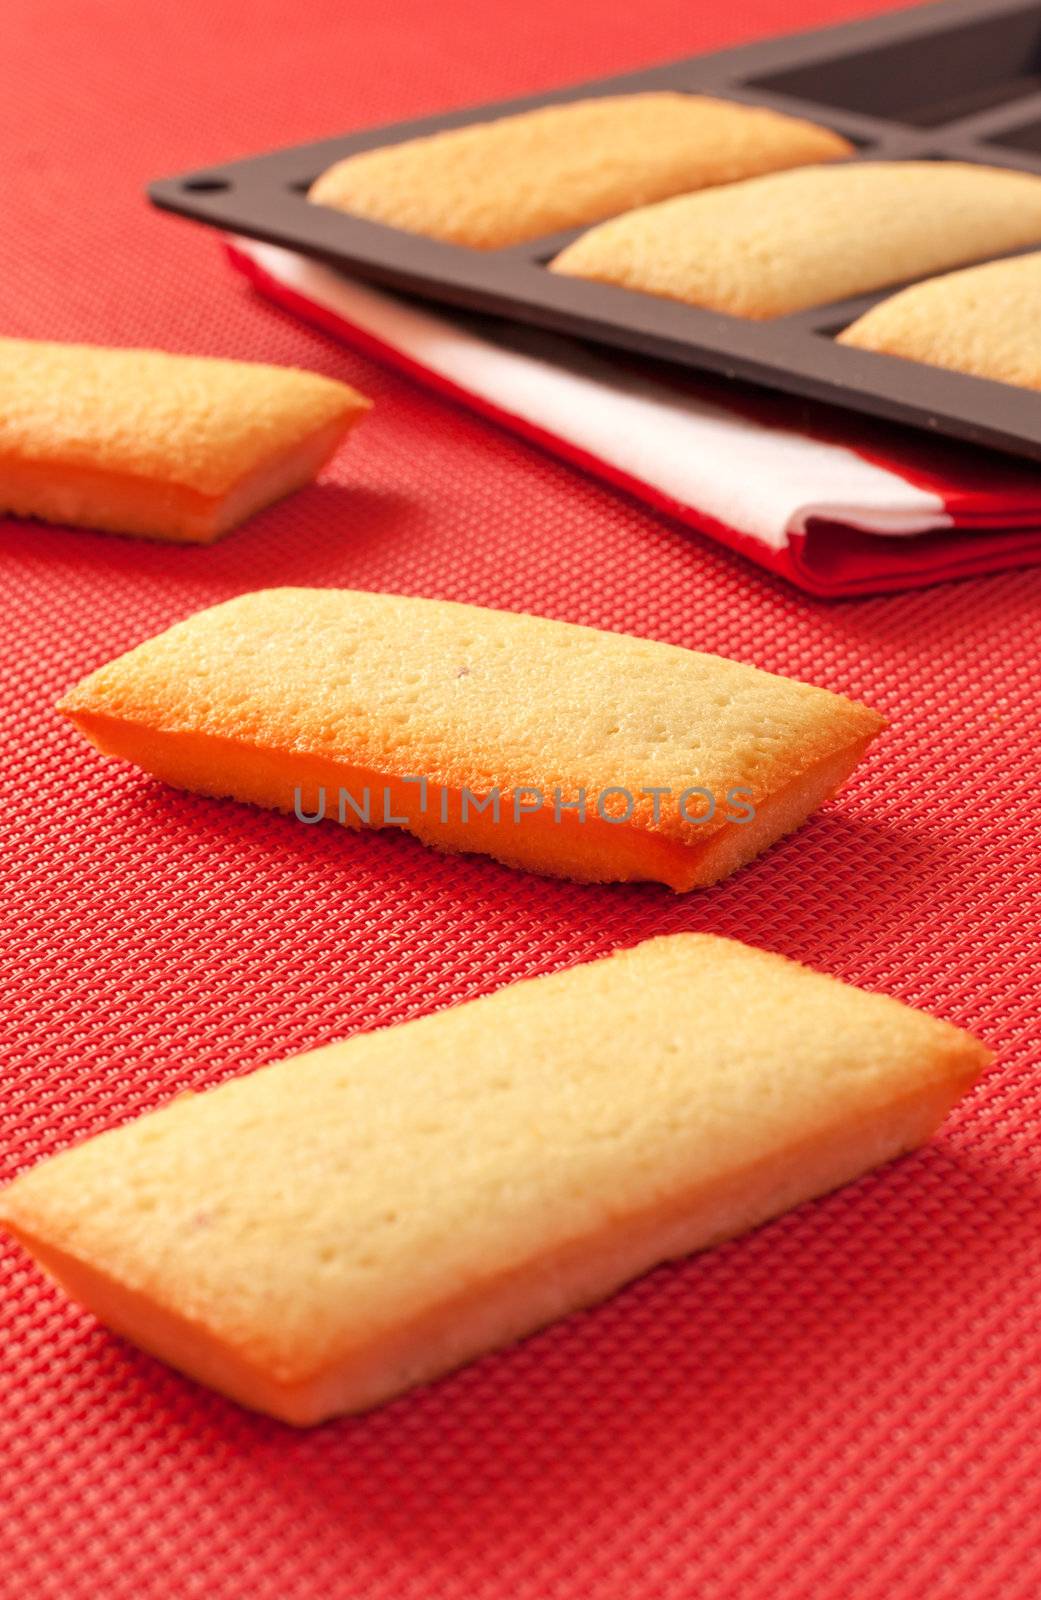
xmin=150 ymin=0 xmax=1041 ymax=462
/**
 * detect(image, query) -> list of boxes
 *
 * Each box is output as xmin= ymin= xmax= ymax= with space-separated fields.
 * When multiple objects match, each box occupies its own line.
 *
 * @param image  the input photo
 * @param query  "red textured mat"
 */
xmin=3 ymin=2 xmax=1041 ymax=1597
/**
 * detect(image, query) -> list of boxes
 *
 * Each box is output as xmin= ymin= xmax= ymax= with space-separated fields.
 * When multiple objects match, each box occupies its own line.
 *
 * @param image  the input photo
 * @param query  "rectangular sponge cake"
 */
xmin=0 ymin=934 xmax=988 ymax=1425
xmin=308 ymin=92 xmax=852 ymax=249
xmin=56 ymin=587 xmax=886 ymax=892
xmin=0 ymin=340 xmax=371 ymax=542
xmin=839 ymin=250 xmax=1041 ymax=391
xmin=551 ymin=161 xmax=1041 ymax=318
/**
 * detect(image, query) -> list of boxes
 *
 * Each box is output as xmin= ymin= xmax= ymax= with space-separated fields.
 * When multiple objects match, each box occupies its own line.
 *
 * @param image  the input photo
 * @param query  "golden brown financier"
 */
xmin=56 ymin=588 xmax=886 ymax=891
xmin=0 ymin=934 xmax=989 ymax=1425
xmin=839 ymin=250 xmax=1041 ymax=390
xmin=0 ymin=340 xmax=370 ymax=542
xmin=551 ymin=161 xmax=1041 ymax=317
xmin=309 ymin=92 xmax=852 ymax=248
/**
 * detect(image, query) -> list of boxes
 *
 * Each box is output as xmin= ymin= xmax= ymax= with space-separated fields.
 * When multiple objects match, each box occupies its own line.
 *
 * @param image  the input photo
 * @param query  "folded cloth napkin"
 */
xmin=227 ymin=237 xmax=1041 ymax=597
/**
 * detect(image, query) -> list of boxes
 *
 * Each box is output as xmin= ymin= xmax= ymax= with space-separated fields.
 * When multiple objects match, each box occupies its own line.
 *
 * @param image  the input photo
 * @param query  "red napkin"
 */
xmin=228 ymin=237 xmax=1041 ymax=597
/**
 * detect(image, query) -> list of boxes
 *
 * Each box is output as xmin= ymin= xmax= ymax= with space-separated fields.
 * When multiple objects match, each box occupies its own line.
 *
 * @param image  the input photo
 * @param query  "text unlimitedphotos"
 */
xmin=294 ymin=781 xmax=756 ymax=828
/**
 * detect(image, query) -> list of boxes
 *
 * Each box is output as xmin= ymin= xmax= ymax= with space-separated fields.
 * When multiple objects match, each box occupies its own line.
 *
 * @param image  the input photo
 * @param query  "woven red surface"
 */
xmin=3 ymin=1 xmax=1041 ymax=1595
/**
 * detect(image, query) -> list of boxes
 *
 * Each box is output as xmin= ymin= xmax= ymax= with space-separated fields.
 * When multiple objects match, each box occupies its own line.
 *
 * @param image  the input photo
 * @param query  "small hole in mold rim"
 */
xmin=182 ymin=176 xmax=230 ymax=193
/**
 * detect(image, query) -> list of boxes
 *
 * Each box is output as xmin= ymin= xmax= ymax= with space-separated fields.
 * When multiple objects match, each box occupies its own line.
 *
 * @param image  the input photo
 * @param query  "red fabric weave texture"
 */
xmin=3 ymin=2 xmax=1041 ymax=1597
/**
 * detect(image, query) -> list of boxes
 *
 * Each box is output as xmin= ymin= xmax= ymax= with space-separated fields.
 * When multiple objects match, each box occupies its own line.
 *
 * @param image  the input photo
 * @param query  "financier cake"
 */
xmin=0 ymin=340 xmax=371 ymax=542
xmin=550 ymin=161 xmax=1041 ymax=318
xmin=0 ymin=934 xmax=989 ymax=1425
xmin=839 ymin=250 xmax=1041 ymax=390
xmin=308 ymin=92 xmax=853 ymax=249
xmin=56 ymin=587 xmax=886 ymax=891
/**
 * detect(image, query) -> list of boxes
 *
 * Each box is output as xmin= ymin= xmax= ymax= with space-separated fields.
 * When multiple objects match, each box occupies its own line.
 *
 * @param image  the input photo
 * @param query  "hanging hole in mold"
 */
xmin=182 ymin=176 xmax=230 ymax=193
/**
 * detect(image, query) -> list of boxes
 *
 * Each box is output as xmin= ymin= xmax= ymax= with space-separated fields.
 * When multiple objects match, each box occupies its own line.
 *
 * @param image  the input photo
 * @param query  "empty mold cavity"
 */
xmin=987 ymin=116 xmax=1041 ymax=153
xmin=749 ymin=7 xmax=1041 ymax=128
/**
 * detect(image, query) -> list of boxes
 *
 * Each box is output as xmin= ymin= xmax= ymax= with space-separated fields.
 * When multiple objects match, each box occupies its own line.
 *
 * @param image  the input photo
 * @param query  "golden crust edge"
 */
xmin=0 ymin=402 xmax=369 ymax=542
xmin=53 ymin=699 xmax=883 ymax=888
